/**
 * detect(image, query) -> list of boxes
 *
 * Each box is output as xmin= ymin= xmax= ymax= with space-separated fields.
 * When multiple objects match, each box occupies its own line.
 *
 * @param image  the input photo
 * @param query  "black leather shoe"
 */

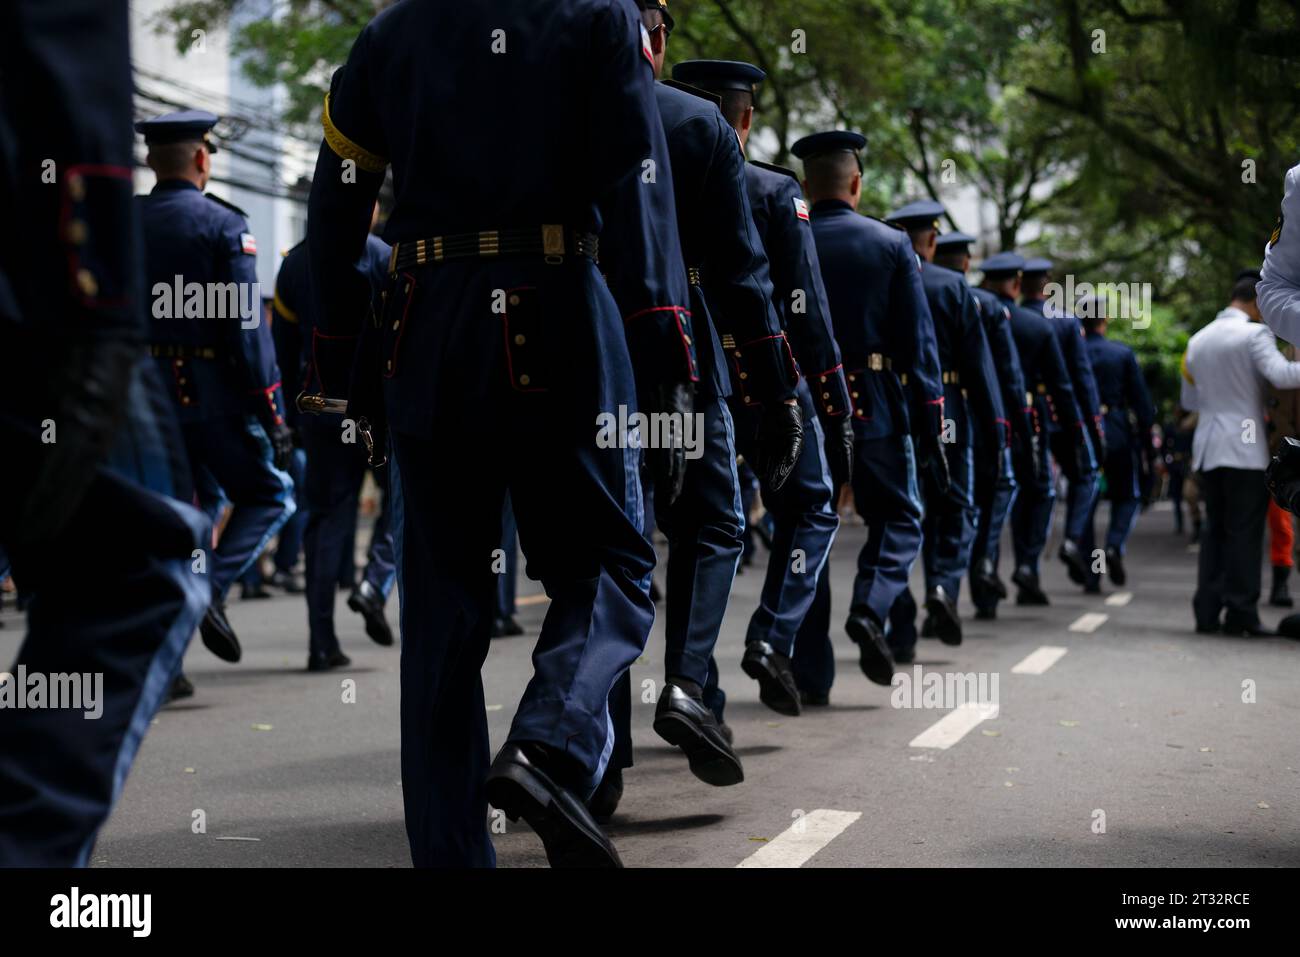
xmin=974 ymin=606 xmax=997 ymax=621
xmin=844 ymin=611 xmax=895 ymax=686
xmin=972 ymin=557 xmax=1003 ymax=599
xmin=269 ymin=569 xmax=304 ymax=594
xmin=1221 ymin=615 xmax=1272 ymax=637
xmin=307 ymin=650 xmax=352 ymax=671
xmin=1012 ymin=566 xmax=1049 ymax=606
xmin=200 ymin=591 xmax=241 ymax=662
xmin=741 ymin=640 xmax=801 ymax=716
xmin=925 ymin=585 xmax=962 ymax=646
xmin=919 ymin=615 xmax=937 ymax=638
xmin=490 ymin=615 xmax=525 ymax=638
xmin=485 ymin=742 xmax=622 ymax=868
xmin=1083 ymin=581 xmax=1102 ymax=595
xmin=1194 ymin=620 xmax=1220 ymax=635
xmin=799 ymin=687 xmax=830 ymax=707
xmin=1059 ymin=540 xmax=1088 ymax=585
xmin=1105 ymin=546 xmax=1127 ymax=587
xmin=587 ymin=767 xmax=623 ymax=824
xmin=347 ymin=581 xmax=393 ymax=646
xmin=717 ymin=718 xmax=734 ymax=746
xmin=240 ymin=581 xmax=272 ymax=600
xmin=652 ymin=683 xmax=744 ymax=786
xmin=1269 ymin=566 xmax=1292 ymax=608
xmin=892 ymin=645 xmax=915 ymax=664
xmin=168 ymin=673 xmax=195 ymax=702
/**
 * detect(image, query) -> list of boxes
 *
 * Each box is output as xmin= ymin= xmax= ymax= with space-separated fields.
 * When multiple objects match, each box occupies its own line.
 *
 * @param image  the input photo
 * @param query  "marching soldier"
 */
xmin=1079 ymin=295 xmax=1155 ymax=590
xmin=670 ymin=58 xmax=850 ymax=716
xmin=933 ymin=232 xmax=1037 ymax=619
xmin=1021 ymin=258 xmax=1103 ymax=587
xmin=136 ymin=109 xmax=297 ymax=663
xmin=0 ymin=0 xmax=210 ymax=864
xmin=305 ymin=0 xmax=700 ymax=867
xmin=885 ymin=203 xmax=1005 ymax=657
xmin=787 ymin=130 xmax=946 ymax=702
xmin=979 ymin=253 xmax=1087 ymax=605
xmin=272 ymin=219 xmax=397 ymax=671
xmin=600 ymin=11 xmax=804 ymax=808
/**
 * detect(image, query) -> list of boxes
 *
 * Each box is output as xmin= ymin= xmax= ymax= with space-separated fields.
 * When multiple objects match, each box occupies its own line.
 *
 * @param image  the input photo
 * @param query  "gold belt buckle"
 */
xmin=542 ymin=224 xmax=565 ymax=264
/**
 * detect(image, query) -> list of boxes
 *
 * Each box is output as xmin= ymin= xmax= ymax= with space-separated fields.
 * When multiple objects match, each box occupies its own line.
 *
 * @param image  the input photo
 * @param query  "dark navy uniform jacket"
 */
xmin=1023 ymin=298 xmax=1101 ymax=440
xmin=654 ymin=82 xmax=797 ymax=406
xmin=1085 ymin=331 xmax=1154 ymax=452
xmin=999 ymin=294 xmax=1082 ymax=439
xmin=808 ymin=200 xmax=943 ymax=441
xmin=745 ymin=161 xmax=849 ymax=419
xmin=921 ymin=263 xmax=1005 ymax=450
xmin=273 ymin=233 xmax=392 ymax=429
xmin=138 ymin=180 xmax=286 ymax=428
xmin=307 ymin=0 xmax=696 ymax=436
xmin=970 ymin=286 xmax=1034 ymax=456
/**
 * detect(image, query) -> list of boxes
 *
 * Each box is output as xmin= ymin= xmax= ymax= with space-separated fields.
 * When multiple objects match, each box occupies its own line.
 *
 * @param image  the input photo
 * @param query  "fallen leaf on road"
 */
xmin=1059 ymin=720 xmax=1079 ymax=727
xmin=748 ymin=837 xmax=769 ymax=843
xmin=251 ymin=724 xmax=273 ymax=731
xmin=1257 ymin=802 xmax=1271 ymax=809
xmin=982 ymin=729 xmax=1001 ymax=737
xmin=485 ymin=704 xmax=503 ymax=712
xmin=1004 ymin=781 xmax=1014 ymax=788
xmin=1199 ymin=747 xmax=1213 ymax=753
xmin=184 ymin=767 xmax=195 ymax=774
xmin=214 ymin=836 xmax=261 ymax=842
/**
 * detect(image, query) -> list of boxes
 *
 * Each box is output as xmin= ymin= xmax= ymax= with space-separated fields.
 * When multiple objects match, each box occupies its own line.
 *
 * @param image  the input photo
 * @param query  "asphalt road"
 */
xmin=5 ymin=499 xmax=1297 ymax=868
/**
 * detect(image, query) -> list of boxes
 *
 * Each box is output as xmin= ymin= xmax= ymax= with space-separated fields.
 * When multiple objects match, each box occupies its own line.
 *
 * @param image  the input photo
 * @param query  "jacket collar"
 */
xmin=1217 ymin=306 xmax=1250 ymax=323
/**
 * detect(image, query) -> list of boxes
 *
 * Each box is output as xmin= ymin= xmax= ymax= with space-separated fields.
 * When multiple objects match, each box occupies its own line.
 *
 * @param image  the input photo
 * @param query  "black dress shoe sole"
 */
xmin=924 ymin=597 xmax=963 ymax=646
xmin=652 ymin=711 xmax=745 ymax=786
xmin=199 ymin=613 xmax=241 ymax=663
xmin=347 ymin=593 xmax=394 ymax=646
xmin=1108 ymin=557 xmax=1127 ymax=587
xmin=844 ymin=617 xmax=895 ymax=686
xmin=1015 ymin=590 xmax=1050 ymax=606
xmin=485 ymin=765 xmax=622 ymax=868
xmin=974 ymin=607 xmax=996 ymax=620
xmin=1060 ymin=549 xmax=1087 ymax=585
xmin=740 ymin=653 xmax=802 ymax=716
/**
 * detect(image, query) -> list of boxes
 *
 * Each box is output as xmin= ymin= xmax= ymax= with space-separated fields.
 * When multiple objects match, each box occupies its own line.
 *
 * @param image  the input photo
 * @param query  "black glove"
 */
xmin=11 ymin=337 xmax=137 ymax=548
xmin=265 ymin=419 xmax=294 ymax=472
xmin=642 ymin=380 xmax=694 ymax=506
xmin=1267 ymin=436 xmax=1300 ymax=513
xmin=823 ymin=414 xmax=854 ymax=490
xmin=758 ymin=400 xmax=803 ymax=491
xmin=1091 ymin=421 xmax=1107 ymax=462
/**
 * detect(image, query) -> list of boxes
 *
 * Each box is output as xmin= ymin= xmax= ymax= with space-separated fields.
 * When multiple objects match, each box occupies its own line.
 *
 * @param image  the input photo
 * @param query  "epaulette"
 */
xmin=661 ymin=78 xmax=722 ymax=108
xmin=205 ymin=192 xmax=248 ymax=218
xmin=748 ymin=160 xmax=799 ymax=182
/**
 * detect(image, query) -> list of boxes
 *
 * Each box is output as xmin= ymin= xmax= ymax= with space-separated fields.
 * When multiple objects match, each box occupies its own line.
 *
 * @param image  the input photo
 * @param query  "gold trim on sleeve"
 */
xmin=322 ymin=94 xmax=388 ymax=173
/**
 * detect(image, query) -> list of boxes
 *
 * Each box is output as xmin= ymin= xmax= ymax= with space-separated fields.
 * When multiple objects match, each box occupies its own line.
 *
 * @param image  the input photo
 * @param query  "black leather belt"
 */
xmin=846 ymin=355 xmax=907 ymax=386
xmin=389 ymin=225 xmax=598 ymax=274
xmin=151 ymin=344 xmax=219 ymax=359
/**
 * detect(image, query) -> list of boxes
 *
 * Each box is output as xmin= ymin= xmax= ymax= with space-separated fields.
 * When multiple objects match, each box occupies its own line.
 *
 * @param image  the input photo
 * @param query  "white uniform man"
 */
xmin=1182 ymin=270 xmax=1300 ymax=635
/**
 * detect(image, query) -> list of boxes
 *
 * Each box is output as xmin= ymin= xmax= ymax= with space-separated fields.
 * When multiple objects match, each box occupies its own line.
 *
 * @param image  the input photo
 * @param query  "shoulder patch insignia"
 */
xmin=205 ymin=192 xmax=248 ymax=218
xmin=240 ymin=232 xmax=257 ymax=255
xmin=1271 ymin=210 xmax=1284 ymax=248
xmin=793 ymin=196 xmax=810 ymax=221
xmin=640 ymin=22 xmax=654 ymax=66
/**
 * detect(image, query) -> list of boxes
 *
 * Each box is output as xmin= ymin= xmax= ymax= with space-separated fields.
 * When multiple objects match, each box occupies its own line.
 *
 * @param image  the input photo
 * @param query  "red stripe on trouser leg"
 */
xmin=1268 ymin=498 xmax=1294 ymax=568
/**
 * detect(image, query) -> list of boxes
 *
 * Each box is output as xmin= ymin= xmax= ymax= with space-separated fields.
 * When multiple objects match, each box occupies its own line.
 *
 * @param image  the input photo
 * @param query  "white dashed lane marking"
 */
xmin=1105 ymin=591 xmax=1133 ymax=607
xmin=1069 ymin=612 xmax=1109 ymax=633
xmin=908 ymin=701 xmax=1000 ymax=750
xmin=736 ymin=809 xmax=862 ymax=868
xmin=1011 ymin=645 xmax=1068 ymax=675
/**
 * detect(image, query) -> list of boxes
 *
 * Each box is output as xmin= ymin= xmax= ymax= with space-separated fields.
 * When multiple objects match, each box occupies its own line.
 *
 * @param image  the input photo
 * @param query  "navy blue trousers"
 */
xmin=389 ymin=378 xmax=653 ymax=866
xmin=0 ymin=360 xmax=210 ymax=865
xmin=969 ymin=447 xmax=1018 ymax=613
xmin=301 ymin=421 xmax=395 ymax=658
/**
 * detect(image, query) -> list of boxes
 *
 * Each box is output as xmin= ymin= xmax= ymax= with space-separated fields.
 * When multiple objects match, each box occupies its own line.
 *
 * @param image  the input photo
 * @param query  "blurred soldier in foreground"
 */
xmin=789 ymin=130 xmax=946 ymax=704
xmin=1184 ymin=272 xmax=1300 ymax=635
xmin=136 ymin=110 xmax=296 ymax=665
xmin=0 ymin=0 xmax=210 ymax=865
xmin=1020 ymin=259 xmax=1103 ymax=590
xmin=934 ymin=233 xmax=1037 ymax=620
xmin=886 ymin=202 xmax=1005 ymax=657
xmin=1078 ymin=297 xmax=1155 ymax=592
xmin=980 ymin=253 xmax=1085 ymax=606
xmin=306 ymin=0 xmax=698 ymax=867
xmin=273 ymin=216 xmax=396 ymax=671
xmin=1259 ymin=163 xmax=1300 ymax=537
xmin=672 ymin=57 xmax=847 ymax=717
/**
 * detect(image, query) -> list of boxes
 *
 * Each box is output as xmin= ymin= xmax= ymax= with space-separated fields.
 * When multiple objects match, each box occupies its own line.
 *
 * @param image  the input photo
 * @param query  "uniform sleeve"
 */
xmin=1127 ymin=348 xmax=1155 ymax=437
xmin=1249 ymin=324 xmax=1300 ymax=389
xmin=307 ymin=29 xmax=387 ymax=380
xmin=1259 ymin=164 xmax=1300 ymax=343
xmin=1061 ymin=317 xmax=1103 ymax=435
xmin=889 ymin=236 xmax=943 ymax=435
xmin=1042 ymin=331 xmax=1083 ymax=433
xmin=984 ymin=301 xmax=1032 ymax=450
xmin=221 ymin=212 xmax=286 ymax=426
xmin=598 ymin=105 xmax=697 ymax=387
xmin=272 ymin=254 xmax=304 ymax=429
xmin=1180 ymin=350 xmax=1199 ymax=412
xmin=957 ymin=286 xmax=1006 ymax=450
xmin=696 ymin=113 xmax=798 ymax=406
xmin=768 ymin=177 xmax=848 ymax=418
xmin=586 ymin=0 xmax=656 ymax=201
